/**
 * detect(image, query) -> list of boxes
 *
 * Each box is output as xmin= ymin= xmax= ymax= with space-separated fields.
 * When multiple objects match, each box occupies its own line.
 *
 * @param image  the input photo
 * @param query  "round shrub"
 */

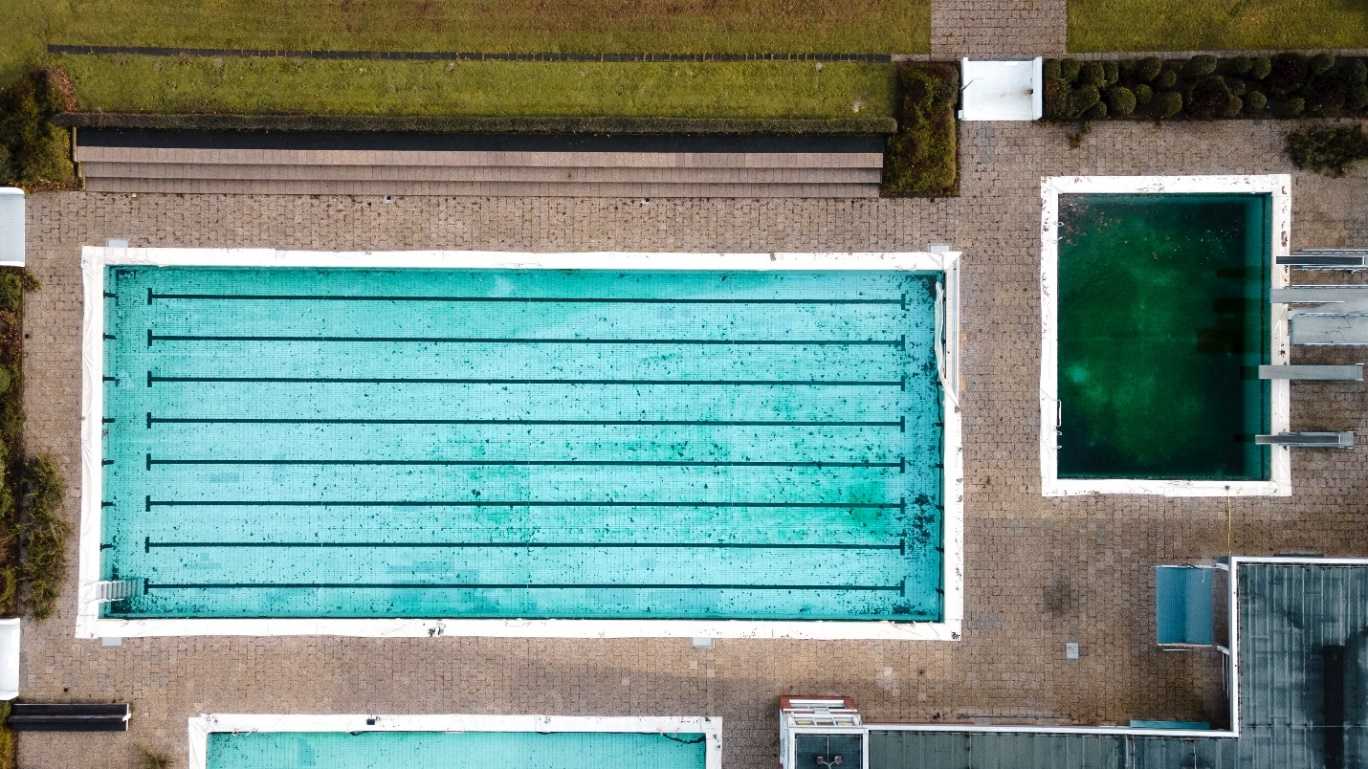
xmin=1227 ymin=56 xmax=1254 ymax=76
xmin=1134 ymin=83 xmax=1154 ymax=105
xmin=1187 ymin=76 xmax=1232 ymax=119
xmin=1224 ymin=95 xmax=1243 ymax=117
xmin=1270 ymin=53 xmax=1309 ymax=96
xmin=1067 ymin=85 xmax=1101 ymax=118
xmin=1043 ymin=78 xmax=1071 ymax=119
xmin=1275 ymin=97 xmax=1306 ymax=118
xmin=1155 ymin=90 xmax=1183 ymax=119
xmin=1060 ymin=58 xmax=1082 ymax=83
xmin=1349 ymin=84 xmax=1368 ymax=112
xmin=1118 ymin=59 xmax=1137 ymax=78
xmin=1079 ymin=61 xmax=1106 ymax=86
xmin=1246 ymin=91 xmax=1268 ymax=111
xmin=1102 ymin=61 xmax=1120 ymax=85
xmin=1182 ymin=54 xmax=1219 ymax=79
xmin=1226 ymin=78 xmax=1247 ymax=97
xmin=1137 ymin=56 xmax=1164 ymax=82
xmin=1043 ymin=59 xmax=1062 ymax=80
xmin=1251 ymin=56 xmax=1273 ymax=80
xmin=1346 ymin=59 xmax=1368 ymax=85
xmin=1310 ymin=52 xmax=1336 ymax=76
xmin=0 ymin=366 xmax=12 ymax=396
xmin=1156 ymin=69 xmax=1178 ymax=89
xmin=1107 ymin=86 xmax=1137 ymax=116
xmin=1082 ymin=102 xmax=1108 ymax=120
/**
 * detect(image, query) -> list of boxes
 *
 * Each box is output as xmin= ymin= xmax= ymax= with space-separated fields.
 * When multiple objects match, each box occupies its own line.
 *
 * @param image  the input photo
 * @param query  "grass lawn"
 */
xmin=59 ymin=55 xmax=896 ymax=119
xmin=1069 ymin=0 xmax=1368 ymax=51
xmin=7 ymin=0 xmax=927 ymax=69
xmin=4 ymin=0 xmax=913 ymax=121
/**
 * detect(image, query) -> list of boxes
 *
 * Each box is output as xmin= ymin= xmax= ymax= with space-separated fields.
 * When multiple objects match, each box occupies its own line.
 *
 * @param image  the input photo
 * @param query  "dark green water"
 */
xmin=1056 ymin=193 xmax=1271 ymax=481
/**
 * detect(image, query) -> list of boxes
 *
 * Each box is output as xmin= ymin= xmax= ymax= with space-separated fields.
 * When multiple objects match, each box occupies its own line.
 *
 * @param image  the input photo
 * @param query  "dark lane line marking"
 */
xmin=145 ymin=538 xmax=905 ymax=551
xmin=147 ymin=291 xmax=905 ymax=305
xmin=147 ymin=333 xmax=904 ymax=346
xmin=145 ymin=581 xmax=905 ymax=592
xmin=148 ymin=374 xmax=907 ymax=387
xmin=146 ymin=414 xmax=905 ymax=428
xmin=145 ymin=455 xmax=904 ymax=469
xmin=145 ymin=497 xmax=906 ymax=512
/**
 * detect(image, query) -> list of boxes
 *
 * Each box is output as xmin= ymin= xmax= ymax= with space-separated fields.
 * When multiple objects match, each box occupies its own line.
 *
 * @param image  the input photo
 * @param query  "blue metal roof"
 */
xmin=867 ymin=561 xmax=1368 ymax=769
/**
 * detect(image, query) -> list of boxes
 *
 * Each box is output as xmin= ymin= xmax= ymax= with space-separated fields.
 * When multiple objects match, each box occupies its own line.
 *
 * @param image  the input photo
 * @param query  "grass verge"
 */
xmin=61 ymin=55 xmax=897 ymax=119
xmin=1068 ymin=0 xmax=1368 ymax=52
xmin=21 ymin=0 xmax=928 ymax=55
xmin=882 ymin=63 xmax=958 ymax=196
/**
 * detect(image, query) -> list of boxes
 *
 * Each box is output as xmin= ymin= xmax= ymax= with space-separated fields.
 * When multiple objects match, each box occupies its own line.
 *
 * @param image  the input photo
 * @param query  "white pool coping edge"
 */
xmin=78 ymin=247 xmax=964 ymax=641
xmin=187 ymin=713 xmax=723 ymax=769
xmin=1039 ymin=175 xmax=1292 ymax=497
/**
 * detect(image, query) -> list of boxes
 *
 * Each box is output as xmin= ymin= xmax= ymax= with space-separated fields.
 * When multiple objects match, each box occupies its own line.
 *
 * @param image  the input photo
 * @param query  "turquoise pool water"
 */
xmin=207 ymin=731 xmax=706 ymax=769
xmin=100 ymin=266 xmax=945 ymax=621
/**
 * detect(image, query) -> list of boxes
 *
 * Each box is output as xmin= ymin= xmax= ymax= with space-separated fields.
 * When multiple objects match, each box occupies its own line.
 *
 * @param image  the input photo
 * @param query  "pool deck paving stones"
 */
xmin=15 ymin=118 xmax=1368 ymax=768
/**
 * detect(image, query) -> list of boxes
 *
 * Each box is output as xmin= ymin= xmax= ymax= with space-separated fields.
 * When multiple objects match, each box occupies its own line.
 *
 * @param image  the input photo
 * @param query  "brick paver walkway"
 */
xmin=16 ymin=120 xmax=1368 ymax=768
xmin=931 ymin=0 xmax=1068 ymax=57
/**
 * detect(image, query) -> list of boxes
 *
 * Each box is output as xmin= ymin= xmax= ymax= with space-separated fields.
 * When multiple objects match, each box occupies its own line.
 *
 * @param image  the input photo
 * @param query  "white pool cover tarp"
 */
xmin=959 ymin=59 xmax=1044 ymax=121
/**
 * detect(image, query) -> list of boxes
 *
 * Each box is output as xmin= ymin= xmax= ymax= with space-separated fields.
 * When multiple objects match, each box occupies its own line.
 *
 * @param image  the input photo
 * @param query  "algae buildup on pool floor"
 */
xmin=99 ymin=266 xmax=946 ymax=622
xmin=1056 ymin=193 xmax=1271 ymax=481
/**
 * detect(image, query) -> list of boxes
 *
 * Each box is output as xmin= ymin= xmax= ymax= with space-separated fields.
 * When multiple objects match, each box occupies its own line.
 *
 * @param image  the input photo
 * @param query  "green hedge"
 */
xmin=1286 ymin=124 xmax=1368 ymax=176
xmin=0 ymin=69 xmax=76 ymax=188
xmin=55 ymin=111 xmax=898 ymax=135
xmin=881 ymin=62 xmax=958 ymax=197
xmin=1043 ymin=53 xmax=1368 ymax=121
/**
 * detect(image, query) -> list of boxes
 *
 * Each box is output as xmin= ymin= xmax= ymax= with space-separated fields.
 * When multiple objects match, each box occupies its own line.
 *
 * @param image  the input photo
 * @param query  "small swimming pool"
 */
xmin=1040 ymin=176 xmax=1291 ymax=496
xmin=80 ymin=249 xmax=964 ymax=639
xmin=189 ymin=715 xmax=720 ymax=769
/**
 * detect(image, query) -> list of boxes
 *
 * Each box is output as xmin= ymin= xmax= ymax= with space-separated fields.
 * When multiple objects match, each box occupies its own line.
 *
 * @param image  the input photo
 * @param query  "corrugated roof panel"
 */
xmin=864 ymin=563 xmax=1368 ymax=769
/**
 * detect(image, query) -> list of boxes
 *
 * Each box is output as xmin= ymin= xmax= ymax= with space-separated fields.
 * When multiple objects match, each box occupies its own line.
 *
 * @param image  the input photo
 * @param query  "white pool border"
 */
xmin=79 ymin=247 xmax=964 ymax=641
xmin=1039 ymin=175 xmax=1292 ymax=497
xmin=187 ymin=713 xmax=722 ymax=769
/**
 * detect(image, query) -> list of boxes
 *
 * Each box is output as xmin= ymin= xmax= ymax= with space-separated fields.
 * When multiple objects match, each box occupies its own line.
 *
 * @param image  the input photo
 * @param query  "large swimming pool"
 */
xmin=84 ymin=250 xmax=962 ymax=635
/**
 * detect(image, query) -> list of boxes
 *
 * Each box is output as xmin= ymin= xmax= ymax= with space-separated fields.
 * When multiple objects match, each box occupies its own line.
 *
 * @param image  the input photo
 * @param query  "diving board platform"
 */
xmin=1258 ymin=364 xmax=1363 ymax=381
xmin=1277 ymin=249 xmax=1368 ymax=269
xmin=1254 ymin=432 xmax=1355 ymax=448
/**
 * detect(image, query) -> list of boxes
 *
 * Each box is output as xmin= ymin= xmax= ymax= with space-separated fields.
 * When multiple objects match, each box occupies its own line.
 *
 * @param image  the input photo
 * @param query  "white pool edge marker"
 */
xmin=187 ymin=713 xmax=723 ymax=769
xmin=78 ymin=248 xmax=965 ymax=640
xmin=1038 ymin=175 xmax=1292 ymax=498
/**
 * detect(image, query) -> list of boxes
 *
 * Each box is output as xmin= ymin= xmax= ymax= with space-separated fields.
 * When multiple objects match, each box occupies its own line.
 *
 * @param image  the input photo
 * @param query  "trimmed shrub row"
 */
xmin=54 ymin=111 xmax=900 ymax=135
xmin=1044 ymin=53 xmax=1368 ymax=121
xmin=882 ymin=63 xmax=958 ymax=197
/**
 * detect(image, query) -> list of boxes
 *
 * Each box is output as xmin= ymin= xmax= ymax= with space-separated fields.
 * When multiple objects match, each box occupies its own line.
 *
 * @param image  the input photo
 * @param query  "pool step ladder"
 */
xmin=1254 ymin=432 xmax=1355 ymax=449
xmin=1278 ymin=249 xmax=1368 ymax=269
xmin=1258 ymin=364 xmax=1364 ymax=381
xmin=1273 ymin=285 xmax=1368 ymax=345
xmin=93 ymin=578 xmax=143 ymax=603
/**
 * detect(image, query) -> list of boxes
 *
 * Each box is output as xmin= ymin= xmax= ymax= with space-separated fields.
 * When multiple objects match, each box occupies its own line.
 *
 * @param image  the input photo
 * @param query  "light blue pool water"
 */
xmin=206 ymin=731 xmax=706 ymax=769
xmin=100 ymin=266 xmax=945 ymax=621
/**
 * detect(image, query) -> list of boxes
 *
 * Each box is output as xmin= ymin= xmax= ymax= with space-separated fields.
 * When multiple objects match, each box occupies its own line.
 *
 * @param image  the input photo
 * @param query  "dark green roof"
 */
xmin=868 ymin=561 xmax=1368 ymax=769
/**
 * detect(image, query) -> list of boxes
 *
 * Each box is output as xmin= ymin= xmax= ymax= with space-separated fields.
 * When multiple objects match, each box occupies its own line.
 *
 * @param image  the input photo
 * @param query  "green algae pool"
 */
xmin=1056 ymin=193 xmax=1271 ymax=481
